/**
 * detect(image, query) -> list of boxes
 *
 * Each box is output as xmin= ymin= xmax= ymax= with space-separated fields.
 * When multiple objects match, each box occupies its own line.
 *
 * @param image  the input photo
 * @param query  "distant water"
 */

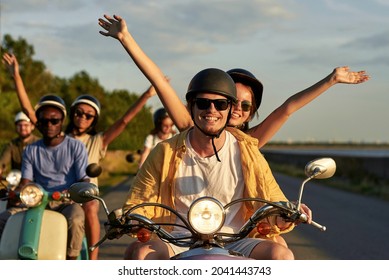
xmin=261 ymin=149 xmax=389 ymax=158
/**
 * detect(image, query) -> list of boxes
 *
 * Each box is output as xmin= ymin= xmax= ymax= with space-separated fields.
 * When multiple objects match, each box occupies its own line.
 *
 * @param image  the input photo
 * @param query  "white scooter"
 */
xmin=0 ymin=166 xmax=100 ymax=260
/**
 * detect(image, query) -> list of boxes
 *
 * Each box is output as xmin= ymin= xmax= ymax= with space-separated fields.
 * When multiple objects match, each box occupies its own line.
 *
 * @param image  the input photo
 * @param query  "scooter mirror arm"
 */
xmin=89 ymin=235 xmax=108 ymax=252
xmin=85 ymin=194 xmax=110 ymax=216
xmin=296 ymin=177 xmax=312 ymax=211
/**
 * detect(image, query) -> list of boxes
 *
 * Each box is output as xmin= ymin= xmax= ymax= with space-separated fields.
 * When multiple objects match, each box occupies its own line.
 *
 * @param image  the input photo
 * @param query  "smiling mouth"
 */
xmin=204 ymin=116 xmax=219 ymax=122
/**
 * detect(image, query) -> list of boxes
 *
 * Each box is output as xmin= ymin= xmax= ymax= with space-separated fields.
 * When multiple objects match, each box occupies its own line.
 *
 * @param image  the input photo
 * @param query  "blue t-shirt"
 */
xmin=22 ymin=136 xmax=89 ymax=192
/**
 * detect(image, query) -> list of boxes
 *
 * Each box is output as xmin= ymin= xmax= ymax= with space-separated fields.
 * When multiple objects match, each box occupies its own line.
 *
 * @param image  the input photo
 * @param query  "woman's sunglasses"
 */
xmin=236 ymin=100 xmax=252 ymax=112
xmin=74 ymin=109 xmax=96 ymax=120
xmin=194 ymin=98 xmax=231 ymax=111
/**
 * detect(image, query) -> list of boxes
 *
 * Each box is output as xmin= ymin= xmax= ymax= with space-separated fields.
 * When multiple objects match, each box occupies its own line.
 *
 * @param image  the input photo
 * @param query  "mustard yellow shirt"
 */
xmin=123 ymin=127 xmax=288 ymax=231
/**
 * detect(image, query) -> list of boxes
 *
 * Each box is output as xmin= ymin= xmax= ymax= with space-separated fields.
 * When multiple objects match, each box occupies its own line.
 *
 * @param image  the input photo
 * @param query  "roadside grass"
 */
xmin=98 ymin=150 xmax=139 ymax=195
xmin=98 ymin=150 xmax=389 ymax=201
xmin=268 ymin=161 xmax=389 ymax=201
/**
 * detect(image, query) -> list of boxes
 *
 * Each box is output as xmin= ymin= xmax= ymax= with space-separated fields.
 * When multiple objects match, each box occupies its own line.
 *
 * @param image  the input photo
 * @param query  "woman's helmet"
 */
xmin=34 ymin=95 xmax=67 ymax=119
xmin=71 ymin=94 xmax=101 ymax=116
xmin=226 ymin=68 xmax=263 ymax=111
xmin=14 ymin=111 xmax=31 ymax=123
xmin=153 ymin=108 xmax=169 ymax=128
xmin=186 ymin=68 xmax=237 ymax=103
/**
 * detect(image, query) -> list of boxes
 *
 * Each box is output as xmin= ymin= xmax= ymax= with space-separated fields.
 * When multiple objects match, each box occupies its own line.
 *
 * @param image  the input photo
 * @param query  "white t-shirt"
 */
xmin=175 ymin=131 xmax=245 ymax=233
xmin=144 ymin=133 xmax=174 ymax=149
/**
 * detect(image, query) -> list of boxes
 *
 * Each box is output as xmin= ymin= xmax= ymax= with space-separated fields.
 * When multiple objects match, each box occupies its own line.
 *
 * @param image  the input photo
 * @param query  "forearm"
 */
xmin=13 ymin=72 xmax=37 ymax=124
xmin=102 ymin=90 xmax=151 ymax=147
xmin=118 ymin=32 xmax=193 ymax=131
xmin=248 ymin=71 xmax=336 ymax=148
xmin=282 ymin=72 xmax=336 ymax=115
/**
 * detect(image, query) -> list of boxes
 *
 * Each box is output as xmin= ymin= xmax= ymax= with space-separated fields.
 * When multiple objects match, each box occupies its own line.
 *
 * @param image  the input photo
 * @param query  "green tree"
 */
xmin=1 ymin=34 xmax=153 ymax=150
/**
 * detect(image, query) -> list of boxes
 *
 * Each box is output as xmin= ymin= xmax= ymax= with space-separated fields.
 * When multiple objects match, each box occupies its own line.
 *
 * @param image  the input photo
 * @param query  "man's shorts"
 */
xmin=168 ymin=237 xmax=264 ymax=258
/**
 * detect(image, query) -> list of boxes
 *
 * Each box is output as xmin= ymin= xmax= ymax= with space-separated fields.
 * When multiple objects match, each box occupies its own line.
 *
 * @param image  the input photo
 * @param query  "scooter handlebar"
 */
xmin=310 ymin=220 xmax=326 ymax=231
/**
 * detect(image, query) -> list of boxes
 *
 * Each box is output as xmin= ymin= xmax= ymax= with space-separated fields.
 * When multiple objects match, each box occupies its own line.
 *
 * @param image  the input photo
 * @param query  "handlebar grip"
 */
xmin=310 ymin=220 xmax=326 ymax=231
xmin=300 ymin=214 xmax=326 ymax=231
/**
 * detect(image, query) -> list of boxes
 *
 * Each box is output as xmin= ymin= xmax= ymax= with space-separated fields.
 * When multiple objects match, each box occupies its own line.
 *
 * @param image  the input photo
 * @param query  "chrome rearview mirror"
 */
xmin=68 ymin=182 xmax=100 ymax=203
xmin=296 ymin=158 xmax=336 ymax=211
xmin=305 ymin=158 xmax=336 ymax=179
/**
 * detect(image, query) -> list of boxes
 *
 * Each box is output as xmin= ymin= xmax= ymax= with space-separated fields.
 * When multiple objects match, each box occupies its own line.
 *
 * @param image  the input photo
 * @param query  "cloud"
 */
xmin=343 ymin=30 xmax=389 ymax=49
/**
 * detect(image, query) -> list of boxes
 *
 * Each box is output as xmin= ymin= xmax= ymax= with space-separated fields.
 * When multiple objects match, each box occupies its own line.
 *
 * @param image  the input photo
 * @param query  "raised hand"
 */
xmin=332 ymin=66 xmax=370 ymax=84
xmin=98 ymin=14 xmax=128 ymax=41
xmin=2 ymin=52 xmax=19 ymax=78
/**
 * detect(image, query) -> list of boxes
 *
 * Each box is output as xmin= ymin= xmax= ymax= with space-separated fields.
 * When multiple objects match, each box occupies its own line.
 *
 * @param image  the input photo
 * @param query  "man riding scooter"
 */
xmin=122 ymin=68 xmax=312 ymax=260
xmin=0 ymin=95 xmax=90 ymax=260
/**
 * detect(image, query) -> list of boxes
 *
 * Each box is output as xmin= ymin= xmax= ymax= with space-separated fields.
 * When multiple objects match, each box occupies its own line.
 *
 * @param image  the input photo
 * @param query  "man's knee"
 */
xmin=124 ymin=240 xmax=171 ymax=260
xmin=251 ymin=241 xmax=294 ymax=260
xmin=82 ymin=200 xmax=99 ymax=215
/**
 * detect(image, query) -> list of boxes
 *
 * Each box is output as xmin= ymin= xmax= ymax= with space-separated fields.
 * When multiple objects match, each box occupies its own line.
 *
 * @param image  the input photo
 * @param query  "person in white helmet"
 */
xmin=0 ymin=112 xmax=39 ymax=177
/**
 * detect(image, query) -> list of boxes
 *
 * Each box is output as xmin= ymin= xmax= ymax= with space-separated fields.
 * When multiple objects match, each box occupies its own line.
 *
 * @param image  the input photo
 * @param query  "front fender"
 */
xmin=0 ymin=209 xmax=67 ymax=260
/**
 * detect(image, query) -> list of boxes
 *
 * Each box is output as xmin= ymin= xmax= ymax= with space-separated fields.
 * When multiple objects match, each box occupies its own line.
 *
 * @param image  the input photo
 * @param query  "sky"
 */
xmin=1 ymin=0 xmax=389 ymax=143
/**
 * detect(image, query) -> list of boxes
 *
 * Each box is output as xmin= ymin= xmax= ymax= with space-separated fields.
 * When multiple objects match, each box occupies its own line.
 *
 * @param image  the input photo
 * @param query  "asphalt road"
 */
xmin=97 ymin=176 xmax=135 ymax=260
xmin=97 ymin=173 xmax=389 ymax=260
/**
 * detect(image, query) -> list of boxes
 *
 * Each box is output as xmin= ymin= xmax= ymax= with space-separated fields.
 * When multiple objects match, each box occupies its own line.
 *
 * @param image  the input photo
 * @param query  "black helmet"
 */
xmin=186 ymin=68 xmax=237 ymax=103
xmin=227 ymin=68 xmax=263 ymax=110
xmin=71 ymin=94 xmax=101 ymax=116
xmin=35 ymin=95 xmax=67 ymax=119
xmin=153 ymin=108 xmax=169 ymax=127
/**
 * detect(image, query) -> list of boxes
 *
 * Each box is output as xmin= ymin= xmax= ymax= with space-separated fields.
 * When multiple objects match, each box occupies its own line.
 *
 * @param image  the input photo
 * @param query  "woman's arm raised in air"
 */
xmin=102 ymin=85 xmax=157 ymax=149
xmin=248 ymin=66 xmax=370 ymax=148
xmin=98 ymin=14 xmax=193 ymax=131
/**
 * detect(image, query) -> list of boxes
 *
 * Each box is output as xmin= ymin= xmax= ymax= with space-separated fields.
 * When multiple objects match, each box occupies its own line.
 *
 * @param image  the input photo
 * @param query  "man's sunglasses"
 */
xmin=37 ymin=118 xmax=62 ymax=126
xmin=236 ymin=100 xmax=252 ymax=112
xmin=194 ymin=98 xmax=231 ymax=111
xmin=74 ymin=109 xmax=96 ymax=120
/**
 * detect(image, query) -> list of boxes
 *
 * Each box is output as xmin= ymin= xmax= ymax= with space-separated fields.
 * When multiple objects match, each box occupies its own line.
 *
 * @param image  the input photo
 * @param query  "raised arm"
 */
xmin=102 ymin=85 xmax=156 ymax=148
xmin=248 ymin=66 xmax=370 ymax=148
xmin=2 ymin=53 xmax=37 ymax=124
xmin=98 ymin=14 xmax=193 ymax=131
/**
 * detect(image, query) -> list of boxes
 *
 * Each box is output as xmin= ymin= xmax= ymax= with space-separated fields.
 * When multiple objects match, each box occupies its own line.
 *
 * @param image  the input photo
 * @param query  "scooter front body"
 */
xmin=0 ymin=207 xmax=68 ymax=260
xmin=171 ymin=246 xmax=253 ymax=260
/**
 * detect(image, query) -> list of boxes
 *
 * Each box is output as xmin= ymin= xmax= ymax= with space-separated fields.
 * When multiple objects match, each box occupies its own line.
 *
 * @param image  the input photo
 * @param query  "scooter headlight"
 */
xmin=188 ymin=197 xmax=225 ymax=234
xmin=20 ymin=183 xmax=44 ymax=207
xmin=6 ymin=170 xmax=21 ymax=186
